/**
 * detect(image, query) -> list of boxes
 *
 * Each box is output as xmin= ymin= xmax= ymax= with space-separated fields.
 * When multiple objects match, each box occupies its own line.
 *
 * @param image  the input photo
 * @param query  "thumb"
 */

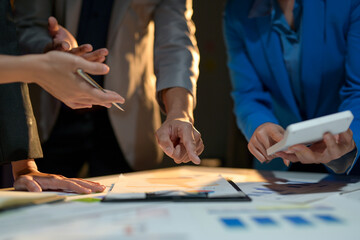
xmin=156 ymin=130 xmax=175 ymax=157
xmin=61 ymin=41 xmax=71 ymax=51
xmin=162 ymin=142 xmax=175 ymax=157
xmin=181 ymin=129 xmax=201 ymax=165
xmin=53 ymin=40 xmax=70 ymax=51
xmin=269 ymin=128 xmax=284 ymax=143
xmin=48 ymin=16 xmax=59 ymax=37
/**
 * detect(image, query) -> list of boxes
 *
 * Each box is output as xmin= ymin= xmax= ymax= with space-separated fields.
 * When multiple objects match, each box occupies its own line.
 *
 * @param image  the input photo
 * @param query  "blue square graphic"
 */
xmin=284 ymin=216 xmax=312 ymax=226
xmin=315 ymin=214 xmax=342 ymax=223
xmin=252 ymin=217 xmax=277 ymax=226
xmin=220 ymin=218 xmax=246 ymax=228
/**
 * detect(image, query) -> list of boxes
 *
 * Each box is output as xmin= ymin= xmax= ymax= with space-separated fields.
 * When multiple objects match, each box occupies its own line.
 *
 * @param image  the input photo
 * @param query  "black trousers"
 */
xmin=36 ymin=106 xmax=132 ymax=178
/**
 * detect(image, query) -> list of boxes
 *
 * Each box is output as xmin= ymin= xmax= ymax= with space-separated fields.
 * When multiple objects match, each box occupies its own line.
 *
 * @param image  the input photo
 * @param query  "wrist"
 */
xmin=20 ymin=54 xmax=49 ymax=85
xmin=162 ymin=87 xmax=195 ymax=123
xmin=11 ymin=159 xmax=39 ymax=180
xmin=166 ymin=109 xmax=194 ymax=123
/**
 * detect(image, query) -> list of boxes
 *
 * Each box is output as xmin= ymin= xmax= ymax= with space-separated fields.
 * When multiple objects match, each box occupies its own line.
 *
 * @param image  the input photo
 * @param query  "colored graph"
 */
xmin=220 ymin=214 xmax=343 ymax=230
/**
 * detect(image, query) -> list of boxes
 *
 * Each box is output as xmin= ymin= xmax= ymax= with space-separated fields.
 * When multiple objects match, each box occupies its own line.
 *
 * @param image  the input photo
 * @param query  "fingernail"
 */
xmin=165 ymin=147 xmax=173 ymax=156
xmin=96 ymin=185 xmax=106 ymax=192
xmin=103 ymin=65 xmax=110 ymax=72
xmin=284 ymin=159 xmax=290 ymax=167
xmin=62 ymin=42 xmax=70 ymax=50
xmin=85 ymin=188 xmax=92 ymax=194
xmin=193 ymin=156 xmax=201 ymax=165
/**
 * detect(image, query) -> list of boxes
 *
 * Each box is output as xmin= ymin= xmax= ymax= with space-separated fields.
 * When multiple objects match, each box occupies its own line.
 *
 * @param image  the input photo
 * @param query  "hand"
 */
xmin=70 ymin=45 xmax=108 ymax=63
xmin=12 ymin=160 xmax=105 ymax=193
xmin=45 ymin=16 xmax=108 ymax=63
xmin=14 ymin=172 xmax=106 ymax=194
xmin=156 ymin=88 xmax=203 ymax=164
xmin=44 ymin=16 xmax=78 ymax=52
xmin=32 ymin=51 xmax=125 ymax=109
xmin=248 ymin=122 xmax=288 ymax=165
xmin=275 ymin=129 xmax=356 ymax=165
xmin=156 ymin=117 xmax=204 ymax=165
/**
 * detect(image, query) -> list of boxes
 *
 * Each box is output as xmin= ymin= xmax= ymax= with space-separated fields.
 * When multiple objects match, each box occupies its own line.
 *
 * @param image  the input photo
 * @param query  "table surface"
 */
xmin=1 ymin=166 xmax=360 ymax=240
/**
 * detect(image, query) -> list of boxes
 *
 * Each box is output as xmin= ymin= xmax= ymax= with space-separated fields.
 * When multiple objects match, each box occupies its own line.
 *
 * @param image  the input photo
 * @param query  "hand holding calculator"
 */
xmin=266 ymin=111 xmax=354 ymax=156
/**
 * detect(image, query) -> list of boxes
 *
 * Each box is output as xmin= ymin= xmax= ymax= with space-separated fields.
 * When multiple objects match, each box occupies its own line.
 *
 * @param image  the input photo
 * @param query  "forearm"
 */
xmin=0 ymin=54 xmax=47 ymax=84
xmin=162 ymin=87 xmax=194 ymax=123
xmin=233 ymin=93 xmax=279 ymax=141
xmin=11 ymin=159 xmax=38 ymax=180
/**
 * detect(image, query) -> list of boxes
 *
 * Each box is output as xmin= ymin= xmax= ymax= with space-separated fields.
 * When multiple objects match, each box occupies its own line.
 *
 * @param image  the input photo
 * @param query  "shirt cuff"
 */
xmin=156 ymin=89 xmax=167 ymax=114
xmin=325 ymin=147 xmax=358 ymax=174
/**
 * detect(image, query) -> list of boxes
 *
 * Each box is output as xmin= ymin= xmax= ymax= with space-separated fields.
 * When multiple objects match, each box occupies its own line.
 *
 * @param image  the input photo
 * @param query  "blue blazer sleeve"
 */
xmin=339 ymin=0 xmax=360 ymax=174
xmin=223 ymin=1 xmax=278 ymax=141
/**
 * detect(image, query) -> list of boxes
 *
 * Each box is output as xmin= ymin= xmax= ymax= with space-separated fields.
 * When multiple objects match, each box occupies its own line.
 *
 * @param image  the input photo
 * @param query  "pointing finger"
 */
xmin=180 ymin=126 xmax=200 ymax=164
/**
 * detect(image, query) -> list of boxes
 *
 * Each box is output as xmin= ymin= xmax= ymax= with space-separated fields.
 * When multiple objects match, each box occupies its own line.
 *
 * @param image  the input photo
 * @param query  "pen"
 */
xmin=339 ymin=188 xmax=360 ymax=195
xmin=76 ymin=68 xmax=124 ymax=111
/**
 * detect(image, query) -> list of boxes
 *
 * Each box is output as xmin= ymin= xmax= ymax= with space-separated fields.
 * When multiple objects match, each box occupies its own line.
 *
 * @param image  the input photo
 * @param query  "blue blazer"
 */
xmin=224 ymin=0 xmax=360 ymax=174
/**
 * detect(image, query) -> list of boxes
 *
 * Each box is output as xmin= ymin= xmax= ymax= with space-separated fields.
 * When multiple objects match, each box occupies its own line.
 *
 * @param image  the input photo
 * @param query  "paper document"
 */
xmin=0 ymin=191 xmax=65 ymax=210
xmin=105 ymin=174 xmax=246 ymax=201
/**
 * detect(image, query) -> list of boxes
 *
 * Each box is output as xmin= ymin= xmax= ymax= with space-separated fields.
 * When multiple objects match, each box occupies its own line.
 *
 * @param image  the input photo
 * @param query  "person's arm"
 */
xmin=224 ymin=2 xmax=282 ymax=163
xmin=224 ymin=2 xmax=280 ymax=139
xmin=156 ymin=88 xmax=203 ymax=164
xmin=337 ymin=0 xmax=360 ymax=174
xmin=153 ymin=0 xmax=203 ymax=164
xmin=0 ymin=52 xmax=125 ymax=109
xmin=12 ymin=159 xmax=105 ymax=193
xmin=274 ymin=1 xmax=360 ymax=173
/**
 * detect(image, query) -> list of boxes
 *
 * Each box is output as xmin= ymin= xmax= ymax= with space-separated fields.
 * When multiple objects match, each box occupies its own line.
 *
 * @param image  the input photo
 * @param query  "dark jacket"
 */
xmin=0 ymin=0 xmax=42 ymax=164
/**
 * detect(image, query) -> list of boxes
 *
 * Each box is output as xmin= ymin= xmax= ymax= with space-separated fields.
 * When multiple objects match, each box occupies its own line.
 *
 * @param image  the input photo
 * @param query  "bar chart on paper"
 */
xmin=176 ymin=197 xmax=360 ymax=240
xmin=214 ymin=205 xmax=344 ymax=229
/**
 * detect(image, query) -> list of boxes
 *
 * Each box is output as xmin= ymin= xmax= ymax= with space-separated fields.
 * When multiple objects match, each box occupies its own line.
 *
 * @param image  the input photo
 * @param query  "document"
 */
xmin=0 ymin=191 xmax=65 ymax=210
xmin=104 ymin=174 xmax=249 ymax=201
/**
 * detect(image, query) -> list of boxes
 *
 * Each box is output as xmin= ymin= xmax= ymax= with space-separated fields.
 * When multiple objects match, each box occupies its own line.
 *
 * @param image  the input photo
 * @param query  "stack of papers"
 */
xmin=0 ymin=191 xmax=65 ymax=210
xmin=104 ymin=174 xmax=249 ymax=202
